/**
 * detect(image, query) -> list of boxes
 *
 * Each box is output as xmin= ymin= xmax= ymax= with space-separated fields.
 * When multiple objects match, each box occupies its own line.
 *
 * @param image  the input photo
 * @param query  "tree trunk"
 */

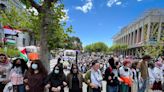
xmin=39 ymin=9 xmax=51 ymax=72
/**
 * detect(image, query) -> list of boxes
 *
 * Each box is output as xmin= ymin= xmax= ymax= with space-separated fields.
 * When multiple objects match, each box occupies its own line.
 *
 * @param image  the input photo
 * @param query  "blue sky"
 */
xmin=62 ymin=0 xmax=164 ymax=47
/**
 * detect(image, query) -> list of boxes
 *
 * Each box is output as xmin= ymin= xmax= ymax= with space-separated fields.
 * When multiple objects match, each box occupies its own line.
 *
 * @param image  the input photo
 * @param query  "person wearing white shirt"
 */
xmin=152 ymin=61 xmax=163 ymax=92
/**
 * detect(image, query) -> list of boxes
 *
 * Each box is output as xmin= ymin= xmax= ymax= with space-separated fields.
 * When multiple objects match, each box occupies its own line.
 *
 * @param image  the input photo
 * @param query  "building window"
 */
xmin=23 ymin=38 xmax=26 ymax=46
xmin=0 ymin=3 xmax=6 ymax=11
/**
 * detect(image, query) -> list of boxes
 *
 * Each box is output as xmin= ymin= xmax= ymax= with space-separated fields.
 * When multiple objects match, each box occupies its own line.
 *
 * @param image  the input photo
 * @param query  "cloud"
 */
xmin=107 ymin=0 xmax=118 ymax=7
xmin=60 ymin=9 xmax=69 ymax=22
xmin=116 ymin=2 xmax=122 ymax=5
xmin=107 ymin=0 xmax=122 ymax=7
xmin=137 ymin=0 xmax=142 ymax=2
xmin=75 ymin=0 xmax=93 ymax=13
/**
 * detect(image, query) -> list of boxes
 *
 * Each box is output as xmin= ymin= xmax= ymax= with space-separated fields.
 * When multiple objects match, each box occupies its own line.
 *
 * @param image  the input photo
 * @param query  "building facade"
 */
xmin=113 ymin=9 xmax=164 ymax=57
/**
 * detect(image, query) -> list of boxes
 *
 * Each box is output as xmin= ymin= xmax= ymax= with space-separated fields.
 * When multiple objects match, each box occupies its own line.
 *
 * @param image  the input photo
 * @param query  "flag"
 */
xmin=3 ymin=26 xmax=20 ymax=36
xmin=3 ymin=28 xmax=17 ymax=35
xmin=5 ymin=38 xmax=16 ymax=45
xmin=19 ymin=48 xmax=28 ymax=62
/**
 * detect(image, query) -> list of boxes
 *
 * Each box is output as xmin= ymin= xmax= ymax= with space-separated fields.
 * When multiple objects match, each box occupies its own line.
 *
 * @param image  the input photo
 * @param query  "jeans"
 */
xmin=0 ymin=82 xmax=6 ymax=92
xmin=120 ymin=84 xmax=129 ymax=92
xmin=138 ymin=79 xmax=148 ymax=92
xmin=107 ymin=85 xmax=118 ymax=92
xmin=92 ymin=87 xmax=101 ymax=92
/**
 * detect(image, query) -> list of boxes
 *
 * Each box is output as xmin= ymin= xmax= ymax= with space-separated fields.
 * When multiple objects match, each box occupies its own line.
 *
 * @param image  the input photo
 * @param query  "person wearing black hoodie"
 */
xmin=44 ymin=64 xmax=67 ymax=92
xmin=105 ymin=57 xmax=119 ymax=92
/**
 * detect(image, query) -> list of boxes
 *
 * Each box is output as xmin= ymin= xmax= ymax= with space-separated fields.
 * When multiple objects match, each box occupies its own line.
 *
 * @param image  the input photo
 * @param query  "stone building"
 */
xmin=113 ymin=9 xmax=164 ymax=57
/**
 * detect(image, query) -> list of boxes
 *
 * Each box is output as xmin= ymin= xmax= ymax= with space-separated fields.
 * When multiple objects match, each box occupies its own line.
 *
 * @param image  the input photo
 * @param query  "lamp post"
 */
xmin=76 ymin=50 xmax=78 ymax=64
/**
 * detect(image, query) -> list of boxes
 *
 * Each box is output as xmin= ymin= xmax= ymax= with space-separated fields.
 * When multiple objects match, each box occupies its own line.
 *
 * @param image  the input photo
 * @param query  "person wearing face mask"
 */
xmin=66 ymin=64 xmax=84 ymax=92
xmin=44 ymin=64 xmax=67 ymax=92
xmin=0 ymin=54 xmax=12 ymax=92
xmin=23 ymin=60 xmax=48 ymax=92
xmin=9 ymin=58 xmax=28 ymax=92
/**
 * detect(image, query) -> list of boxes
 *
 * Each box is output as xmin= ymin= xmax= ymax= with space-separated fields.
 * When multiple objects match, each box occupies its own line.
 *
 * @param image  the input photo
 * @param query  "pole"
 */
xmin=76 ymin=51 xmax=78 ymax=64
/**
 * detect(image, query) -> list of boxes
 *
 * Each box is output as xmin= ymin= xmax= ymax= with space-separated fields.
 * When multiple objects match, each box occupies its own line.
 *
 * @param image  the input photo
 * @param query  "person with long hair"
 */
xmin=0 ymin=54 xmax=12 ymax=92
xmin=45 ymin=64 xmax=67 ymax=92
xmin=9 ymin=58 xmax=28 ymax=92
xmin=67 ymin=64 xmax=84 ymax=92
xmin=24 ymin=60 xmax=48 ymax=92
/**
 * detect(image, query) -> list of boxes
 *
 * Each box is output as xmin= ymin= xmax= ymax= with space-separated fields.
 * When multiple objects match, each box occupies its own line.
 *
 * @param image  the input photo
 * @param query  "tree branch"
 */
xmin=44 ymin=0 xmax=59 ymax=8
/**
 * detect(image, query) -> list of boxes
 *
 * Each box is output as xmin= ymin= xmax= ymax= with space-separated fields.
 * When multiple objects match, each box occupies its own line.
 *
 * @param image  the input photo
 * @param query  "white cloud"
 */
xmin=137 ymin=0 xmax=142 ymax=2
xmin=116 ymin=2 xmax=122 ymax=5
xmin=60 ymin=9 xmax=69 ymax=22
xmin=75 ymin=0 xmax=93 ymax=13
xmin=107 ymin=0 xmax=118 ymax=7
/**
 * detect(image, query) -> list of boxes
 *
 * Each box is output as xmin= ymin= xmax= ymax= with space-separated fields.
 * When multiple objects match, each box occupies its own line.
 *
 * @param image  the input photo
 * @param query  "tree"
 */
xmin=64 ymin=36 xmax=83 ymax=50
xmin=84 ymin=42 xmax=108 ymax=52
xmin=140 ymin=23 xmax=164 ymax=59
xmin=0 ymin=0 xmax=73 ymax=71
xmin=108 ymin=44 xmax=128 ymax=55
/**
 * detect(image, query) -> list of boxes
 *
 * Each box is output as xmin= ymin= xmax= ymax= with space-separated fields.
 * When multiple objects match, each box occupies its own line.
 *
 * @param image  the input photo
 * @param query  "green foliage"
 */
xmin=109 ymin=44 xmax=128 ymax=52
xmin=0 ymin=48 xmax=19 ymax=57
xmin=0 ymin=2 xmax=74 ymax=50
xmin=64 ymin=36 xmax=83 ymax=50
xmin=142 ymin=42 xmax=163 ymax=58
xmin=84 ymin=42 xmax=108 ymax=52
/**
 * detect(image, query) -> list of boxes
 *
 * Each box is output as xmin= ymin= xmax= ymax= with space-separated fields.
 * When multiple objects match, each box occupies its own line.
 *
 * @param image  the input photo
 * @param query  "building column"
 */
xmin=136 ymin=29 xmax=139 ymax=43
xmin=141 ymin=26 xmax=144 ymax=43
xmin=146 ymin=22 xmax=151 ymax=42
xmin=157 ymin=17 xmax=162 ymax=42
xmin=126 ymin=35 xmax=128 ymax=45
xmin=133 ymin=32 xmax=135 ymax=46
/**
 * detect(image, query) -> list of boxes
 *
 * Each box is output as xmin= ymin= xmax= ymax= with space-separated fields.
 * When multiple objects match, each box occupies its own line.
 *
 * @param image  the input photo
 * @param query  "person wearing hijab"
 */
xmin=0 ymin=54 xmax=12 ymax=92
xmin=44 ymin=64 xmax=67 ymax=92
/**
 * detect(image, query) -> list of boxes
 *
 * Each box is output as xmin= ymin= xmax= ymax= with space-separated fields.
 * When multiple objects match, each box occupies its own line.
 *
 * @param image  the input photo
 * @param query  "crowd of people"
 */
xmin=0 ymin=53 xmax=164 ymax=92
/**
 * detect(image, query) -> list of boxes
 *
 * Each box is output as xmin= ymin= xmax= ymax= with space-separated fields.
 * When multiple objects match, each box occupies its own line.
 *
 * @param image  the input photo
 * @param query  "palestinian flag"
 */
xmin=4 ymin=38 xmax=16 ymax=45
xmin=19 ymin=48 xmax=28 ymax=62
xmin=3 ymin=26 xmax=17 ymax=35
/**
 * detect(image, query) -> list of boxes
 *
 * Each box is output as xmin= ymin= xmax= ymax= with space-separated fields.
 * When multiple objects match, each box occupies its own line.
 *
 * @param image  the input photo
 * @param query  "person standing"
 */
xmin=105 ymin=57 xmax=119 ymax=92
xmin=138 ymin=55 xmax=151 ymax=92
xmin=119 ymin=59 xmax=133 ymax=92
xmin=84 ymin=60 xmax=103 ymax=92
xmin=24 ymin=60 xmax=48 ymax=92
xmin=67 ymin=64 xmax=84 ymax=92
xmin=0 ymin=54 xmax=12 ymax=92
xmin=151 ymin=61 xmax=163 ymax=92
xmin=44 ymin=64 xmax=67 ymax=92
xmin=9 ymin=58 xmax=28 ymax=92
xmin=131 ymin=62 xmax=139 ymax=92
